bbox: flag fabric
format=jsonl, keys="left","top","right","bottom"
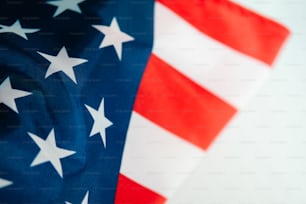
{"left": 0, "top": 0, "right": 289, "bottom": 204}
{"left": 0, "top": 0, "right": 154, "bottom": 203}
{"left": 115, "top": 0, "right": 289, "bottom": 203}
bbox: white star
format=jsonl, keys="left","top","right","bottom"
{"left": 0, "top": 77, "right": 32, "bottom": 113}
{"left": 0, "top": 178, "right": 12, "bottom": 189}
{"left": 27, "top": 129, "right": 76, "bottom": 178}
{"left": 65, "top": 191, "right": 89, "bottom": 204}
{"left": 92, "top": 17, "right": 135, "bottom": 60}
{"left": 80, "top": 191, "right": 89, "bottom": 204}
{"left": 37, "top": 47, "right": 88, "bottom": 84}
{"left": 0, "top": 20, "right": 39, "bottom": 40}
{"left": 85, "top": 98, "right": 113, "bottom": 148}
{"left": 47, "top": 0, "right": 86, "bottom": 17}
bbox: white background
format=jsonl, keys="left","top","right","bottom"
{"left": 168, "top": 1, "right": 306, "bottom": 203}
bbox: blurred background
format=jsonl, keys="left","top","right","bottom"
{"left": 168, "top": 0, "right": 306, "bottom": 203}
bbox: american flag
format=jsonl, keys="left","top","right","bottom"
{"left": 0, "top": 0, "right": 289, "bottom": 203}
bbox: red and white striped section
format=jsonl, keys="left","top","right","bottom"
{"left": 115, "top": 0, "right": 289, "bottom": 203}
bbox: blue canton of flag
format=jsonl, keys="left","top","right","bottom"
{"left": 0, "top": 0, "right": 154, "bottom": 203}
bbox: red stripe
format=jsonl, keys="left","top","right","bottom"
{"left": 115, "top": 174, "right": 166, "bottom": 204}
{"left": 157, "top": 0, "right": 289, "bottom": 65}
{"left": 134, "top": 55, "right": 237, "bottom": 150}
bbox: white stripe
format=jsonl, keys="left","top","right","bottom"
{"left": 154, "top": 2, "right": 271, "bottom": 108}
{"left": 120, "top": 112, "right": 204, "bottom": 197}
